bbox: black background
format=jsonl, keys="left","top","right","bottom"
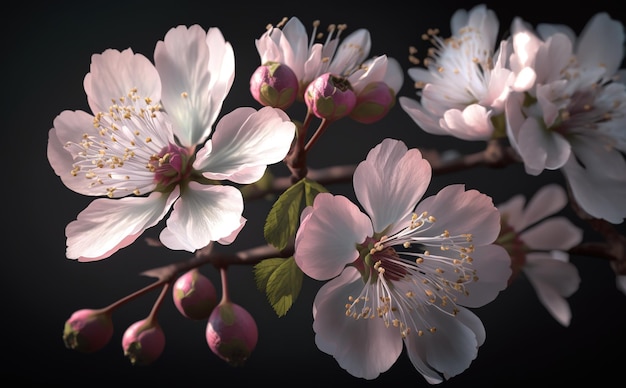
{"left": 4, "top": 1, "right": 625, "bottom": 386}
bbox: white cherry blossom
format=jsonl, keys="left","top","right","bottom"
{"left": 294, "top": 138, "right": 511, "bottom": 382}
{"left": 48, "top": 25, "right": 295, "bottom": 261}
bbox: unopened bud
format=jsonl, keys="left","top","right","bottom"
{"left": 206, "top": 301, "right": 258, "bottom": 366}
{"left": 122, "top": 318, "right": 165, "bottom": 366}
{"left": 305, "top": 73, "right": 356, "bottom": 121}
{"left": 349, "top": 81, "right": 396, "bottom": 124}
{"left": 173, "top": 269, "right": 218, "bottom": 320}
{"left": 63, "top": 308, "right": 114, "bottom": 353}
{"left": 250, "top": 61, "right": 298, "bottom": 109}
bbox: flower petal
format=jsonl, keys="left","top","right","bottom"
{"left": 48, "top": 111, "right": 105, "bottom": 196}
{"left": 65, "top": 190, "right": 177, "bottom": 261}
{"left": 561, "top": 155, "right": 626, "bottom": 223}
{"left": 159, "top": 182, "right": 244, "bottom": 252}
{"left": 354, "top": 138, "right": 431, "bottom": 234}
{"left": 457, "top": 244, "right": 511, "bottom": 307}
{"left": 193, "top": 106, "right": 295, "bottom": 184}
{"left": 521, "top": 217, "right": 583, "bottom": 250}
{"left": 415, "top": 184, "right": 501, "bottom": 246}
{"left": 404, "top": 305, "right": 484, "bottom": 382}
{"left": 517, "top": 184, "right": 567, "bottom": 230}
{"left": 84, "top": 48, "right": 160, "bottom": 115}
{"left": 294, "top": 193, "right": 372, "bottom": 280}
{"left": 312, "top": 267, "right": 402, "bottom": 380}
{"left": 155, "top": 25, "right": 235, "bottom": 147}
{"left": 524, "top": 252, "right": 581, "bottom": 326}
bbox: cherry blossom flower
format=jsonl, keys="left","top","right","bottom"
{"left": 399, "top": 4, "right": 517, "bottom": 141}
{"left": 47, "top": 25, "right": 296, "bottom": 261}
{"left": 294, "top": 138, "right": 511, "bottom": 383}
{"left": 254, "top": 17, "right": 403, "bottom": 105}
{"left": 505, "top": 13, "right": 626, "bottom": 223}
{"left": 496, "top": 184, "right": 582, "bottom": 326}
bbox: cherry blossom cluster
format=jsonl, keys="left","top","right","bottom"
{"left": 49, "top": 4, "right": 625, "bottom": 384}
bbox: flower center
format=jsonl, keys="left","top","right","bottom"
{"left": 149, "top": 144, "right": 193, "bottom": 192}
{"left": 348, "top": 211, "right": 478, "bottom": 338}
{"left": 65, "top": 88, "right": 182, "bottom": 198}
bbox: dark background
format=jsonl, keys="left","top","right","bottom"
{"left": 4, "top": 1, "right": 625, "bottom": 386}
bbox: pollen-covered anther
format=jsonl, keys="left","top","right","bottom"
{"left": 429, "top": 327, "right": 437, "bottom": 333}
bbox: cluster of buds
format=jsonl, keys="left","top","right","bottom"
{"left": 62, "top": 268, "right": 258, "bottom": 367}
{"left": 250, "top": 65, "right": 397, "bottom": 124}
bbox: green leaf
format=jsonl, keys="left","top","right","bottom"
{"left": 254, "top": 258, "right": 284, "bottom": 293}
{"left": 303, "top": 178, "right": 328, "bottom": 206}
{"left": 263, "top": 179, "right": 305, "bottom": 250}
{"left": 254, "top": 257, "right": 303, "bottom": 317}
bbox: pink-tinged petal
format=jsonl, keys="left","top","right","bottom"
{"left": 48, "top": 111, "right": 105, "bottom": 196}
{"left": 517, "top": 116, "right": 571, "bottom": 174}
{"left": 328, "top": 29, "right": 371, "bottom": 75}
{"left": 383, "top": 57, "right": 404, "bottom": 94}
{"left": 294, "top": 194, "right": 372, "bottom": 280}
{"left": 561, "top": 156, "right": 626, "bottom": 224}
{"left": 457, "top": 244, "right": 511, "bottom": 307}
{"left": 504, "top": 92, "right": 526, "bottom": 152}
{"left": 518, "top": 184, "right": 567, "bottom": 230}
{"left": 65, "top": 190, "right": 177, "bottom": 261}
{"left": 399, "top": 96, "right": 451, "bottom": 136}
{"left": 441, "top": 105, "right": 494, "bottom": 141}
{"left": 405, "top": 305, "right": 484, "bottom": 382}
{"left": 512, "top": 66, "right": 537, "bottom": 92}
{"left": 154, "top": 25, "right": 235, "bottom": 147}
{"left": 576, "top": 13, "right": 624, "bottom": 79}
{"left": 406, "top": 67, "right": 440, "bottom": 87}
{"left": 353, "top": 138, "right": 431, "bottom": 234}
{"left": 83, "top": 48, "right": 160, "bottom": 115}
{"left": 415, "top": 185, "right": 501, "bottom": 246}
{"left": 159, "top": 182, "right": 243, "bottom": 252}
{"left": 193, "top": 106, "right": 295, "bottom": 184}
{"left": 520, "top": 217, "right": 583, "bottom": 250}
{"left": 524, "top": 252, "right": 581, "bottom": 326}
{"left": 312, "top": 268, "right": 402, "bottom": 380}
{"left": 217, "top": 217, "right": 247, "bottom": 245}
{"left": 496, "top": 194, "right": 526, "bottom": 231}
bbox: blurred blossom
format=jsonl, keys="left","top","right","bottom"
{"left": 497, "top": 184, "right": 582, "bottom": 326}
{"left": 294, "top": 138, "right": 511, "bottom": 383}
{"left": 399, "top": 4, "right": 516, "bottom": 141}
{"left": 47, "top": 25, "right": 296, "bottom": 261}
{"left": 505, "top": 12, "right": 626, "bottom": 223}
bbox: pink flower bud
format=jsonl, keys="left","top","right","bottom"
{"left": 63, "top": 308, "right": 113, "bottom": 353}
{"left": 305, "top": 73, "right": 356, "bottom": 121}
{"left": 172, "top": 269, "right": 218, "bottom": 320}
{"left": 349, "top": 81, "right": 396, "bottom": 124}
{"left": 206, "top": 301, "right": 258, "bottom": 366}
{"left": 122, "top": 318, "right": 165, "bottom": 366}
{"left": 250, "top": 61, "right": 298, "bottom": 109}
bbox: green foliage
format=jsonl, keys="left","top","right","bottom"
{"left": 263, "top": 178, "right": 328, "bottom": 250}
{"left": 259, "top": 178, "right": 327, "bottom": 316}
{"left": 254, "top": 257, "right": 303, "bottom": 317}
